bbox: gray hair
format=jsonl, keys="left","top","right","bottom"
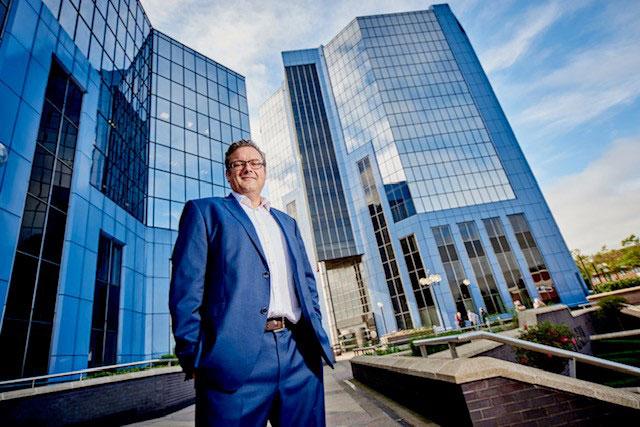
{"left": 224, "top": 139, "right": 267, "bottom": 170}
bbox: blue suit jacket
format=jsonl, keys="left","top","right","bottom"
{"left": 169, "top": 195, "right": 334, "bottom": 391}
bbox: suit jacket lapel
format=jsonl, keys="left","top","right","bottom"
{"left": 223, "top": 194, "right": 268, "bottom": 266}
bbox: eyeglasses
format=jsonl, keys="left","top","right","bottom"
{"left": 228, "top": 159, "right": 265, "bottom": 170}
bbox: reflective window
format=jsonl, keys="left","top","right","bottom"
{"left": 0, "top": 60, "right": 83, "bottom": 380}
{"left": 458, "top": 221, "right": 506, "bottom": 314}
{"left": 285, "top": 63, "right": 357, "bottom": 260}
{"left": 325, "top": 257, "right": 376, "bottom": 348}
{"left": 358, "top": 157, "right": 413, "bottom": 330}
{"left": 323, "top": 11, "right": 515, "bottom": 215}
{"left": 483, "top": 217, "right": 532, "bottom": 307}
{"left": 508, "top": 214, "right": 559, "bottom": 303}
{"left": 82, "top": 14, "right": 248, "bottom": 230}
{"left": 89, "top": 234, "right": 123, "bottom": 368}
{"left": 432, "top": 225, "right": 476, "bottom": 324}
{"left": 400, "top": 234, "right": 439, "bottom": 328}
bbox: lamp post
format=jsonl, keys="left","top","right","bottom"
{"left": 376, "top": 302, "right": 388, "bottom": 336}
{"left": 419, "top": 272, "right": 444, "bottom": 330}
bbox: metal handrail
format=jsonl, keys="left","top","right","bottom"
{"left": 0, "top": 358, "right": 179, "bottom": 390}
{"left": 412, "top": 331, "right": 640, "bottom": 379}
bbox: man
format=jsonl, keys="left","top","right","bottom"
{"left": 169, "top": 139, "right": 334, "bottom": 426}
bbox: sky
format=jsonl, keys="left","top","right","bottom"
{"left": 140, "top": 0, "right": 640, "bottom": 254}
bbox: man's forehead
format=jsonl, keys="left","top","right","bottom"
{"left": 229, "top": 146, "right": 261, "bottom": 159}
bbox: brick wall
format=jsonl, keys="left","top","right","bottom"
{"left": 463, "top": 377, "right": 637, "bottom": 426}
{"left": 351, "top": 361, "right": 639, "bottom": 426}
{"left": 1, "top": 370, "right": 195, "bottom": 426}
{"left": 351, "top": 363, "right": 472, "bottom": 425}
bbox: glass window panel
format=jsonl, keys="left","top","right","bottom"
{"left": 171, "top": 61, "right": 183, "bottom": 85}
{"left": 50, "top": 160, "right": 73, "bottom": 212}
{"left": 32, "top": 260, "right": 60, "bottom": 322}
{"left": 199, "top": 157, "right": 211, "bottom": 182}
{"left": 5, "top": 254, "right": 38, "bottom": 319}
{"left": 155, "top": 120, "right": 170, "bottom": 146}
{"left": 28, "top": 145, "right": 56, "bottom": 201}
{"left": 185, "top": 109, "right": 197, "bottom": 131}
{"left": 155, "top": 144, "right": 170, "bottom": 171}
{"left": 157, "top": 56, "right": 170, "bottom": 79}
{"left": 171, "top": 42, "right": 183, "bottom": 65}
{"left": 184, "top": 69, "right": 196, "bottom": 90}
{"left": 186, "top": 154, "right": 198, "bottom": 178}
{"left": 171, "top": 82, "right": 183, "bottom": 105}
{"left": 185, "top": 130, "right": 197, "bottom": 155}
{"left": 171, "top": 148, "right": 185, "bottom": 175}
{"left": 171, "top": 124, "right": 184, "bottom": 150}
{"left": 157, "top": 36, "right": 171, "bottom": 58}
{"left": 156, "top": 75, "right": 171, "bottom": 99}
{"left": 184, "top": 88, "right": 196, "bottom": 110}
{"left": 171, "top": 174, "right": 185, "bottom": 202}
{"left": 171, "top": 102, "right": 184, "bottom": 127}
{"left": 186, "top": 178, "right": 199, "bottom": 200}
{"left": 157, "top": 97, "right": 170, "bottom": 121}
{"left": 154, "top": 198, "right": 170, "bottom": 228}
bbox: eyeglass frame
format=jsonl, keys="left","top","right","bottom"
{"left": 227, "top": 159, "right": 266, "bottom": 171}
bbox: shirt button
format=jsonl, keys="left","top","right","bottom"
{"left": 260, "top": 307, "right": 268, "bottom": 315}
{"left": 263, "top": 271, "right": 270, "bottom": 278}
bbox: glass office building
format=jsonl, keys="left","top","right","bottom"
{"left": 260, "top": 4, "right": 587, "bottom": 340}
{"left": 0, "top": 0, "right": 249, "bottom": 379}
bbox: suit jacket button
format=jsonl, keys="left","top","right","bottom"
{"left": 260, "top": 307, "right": 268, "bottom": 315}
{"left": 263, "top": 271, "right": 270, "bottom": 278}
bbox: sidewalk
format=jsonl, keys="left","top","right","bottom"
{"left": 126, "top": 361, "right": 437, "bottom": 426}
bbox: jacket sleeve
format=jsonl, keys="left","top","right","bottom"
{"left": 169, "top": 200, "right": 207, "bottom": 378}
{"left": 293, "top": 220, "right": 322, "bottom": 318}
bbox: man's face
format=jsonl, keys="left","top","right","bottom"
{"left": 225, "top": 146, "right": 266, "bottom": 197}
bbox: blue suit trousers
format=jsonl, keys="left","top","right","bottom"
{"left": 195, "top": 327, "right": 325, "bottom": 426}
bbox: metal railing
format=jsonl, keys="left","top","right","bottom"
{"left": 351, "top": 317, "right": 516, "bottom": 355}
{"left": 0, "top": 358, "right": 179, "bottom": 391}
{"left": 412, "top": 331, "right": 640, "bottom": 379}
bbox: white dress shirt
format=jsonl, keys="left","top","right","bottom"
{"left": 232, "top": 192, "right": 301, "bottom": 323}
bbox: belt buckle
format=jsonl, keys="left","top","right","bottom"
{"left": 272, "top": 316, "right": 286, "bottom": 332}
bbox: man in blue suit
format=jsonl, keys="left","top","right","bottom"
{"left": 169, "top": 140, "right": 334, "bottom": 426}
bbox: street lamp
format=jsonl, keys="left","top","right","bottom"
{"left": 376, "top": 302, "right": 388, "bottom": 336}
{"left": 419, "top": 272, "right": 445, "bottom": 330}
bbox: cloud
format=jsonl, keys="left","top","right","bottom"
{"left": 513, "top": 40, "right": 640, "bottom": 135}
{"left": 140, "top": 0, "right": 474, "bottom": 140}
{"left": 544, "top": 138, "right": 640, "bottom": 253}
{"left": 481, "top": 2, "right": 563, "bottom": 73}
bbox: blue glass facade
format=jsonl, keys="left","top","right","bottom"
{"left": 261, "top": 4, "right": 587, "bottom": 337}
{"left": 285, "top": 61, "right": 357, "bottom": 261}
{"left": 0, "top": 0, "right": 248, "bottom": 379}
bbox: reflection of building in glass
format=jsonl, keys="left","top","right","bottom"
{"left": 260, "top": 5, "right": 587, "bottom": 338}
{"left": 0, "top": 0, "right": 249, "bottom": 379}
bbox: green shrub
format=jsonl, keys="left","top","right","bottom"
{"left": 160, "top": 353, "right": 177, "bottom": 360}
{"left": 374, "top": 346, "right": 403, "bottom": 356}
{"left": 516, "top": 321, "right": 577, "bottom": 373}
{"left": 595, "top": 295, "right": 627, "bottom": 332}
{"left": 594, "top": 277, "right": 640, "bottom": 293}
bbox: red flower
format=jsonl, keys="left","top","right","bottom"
{"left": 561, "top": 336, "right": 569, "bottom": 343}
{"left": 571, "top": 338, "right": 577, "bottom": 345}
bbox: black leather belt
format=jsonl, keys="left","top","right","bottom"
{"left": 265, "top": 316, "right": 295, "bottom": 332}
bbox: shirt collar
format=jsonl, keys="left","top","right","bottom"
{"left": 231, "top": 191, "right": 271, "bottom": 211}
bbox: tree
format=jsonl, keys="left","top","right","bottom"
{"left": 573, "top": 232, "right": 640, "bottom": 284}
{"left": 571, "top": 249, "right": 593, "bottom": 285}
{"left": 621, "top": 234, "right": 639, "bottom": 247}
